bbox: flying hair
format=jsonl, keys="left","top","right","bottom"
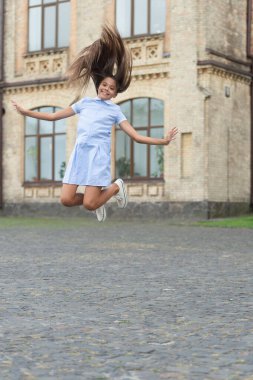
{"left": 66, "top": 25, "right": 132, "bottom": 94}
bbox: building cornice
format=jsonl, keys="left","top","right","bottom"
{"left": 206, "top": 48, "right": 251, "bottom": 67}
{"left": 198, "top": 60, "right": 252, "bottom": 84}
{"left": 1, "top": 77, "right": 67, "bottom": 94}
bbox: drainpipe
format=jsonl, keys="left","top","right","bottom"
{"left": 0, "top": 0, "right": 4, "bottom": 210}
{"left": 247, "top": 0, "right": 253, "bottom": 210}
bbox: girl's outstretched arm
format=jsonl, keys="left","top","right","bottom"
{"left": 119, "top": 120, "right": 178, "bottom": 145}
{"left": 11, "top": 100, "right": 75, "bottom": 121}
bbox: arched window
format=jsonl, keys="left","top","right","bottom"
{"left": 116, "top": 0, "right": 166, "bottom": 38}
{"left": 28, "top": 0, "right": 70, "bottom": 52}
{"left": 115, "top": 98, "right": 164, "bottom": 179}
{"left": 24, "top": 106, "right": 66, "bottom": 183}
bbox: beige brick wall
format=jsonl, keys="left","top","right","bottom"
{"left": 3, "top": 84, "right": 78, "bottom": 203}
{"left": 167, "top": 0, "right": 206, "bottom": 201}
{"left": 2, "top": 0, "right": 252, "bottom": 208}
{"left": 204, "top": 0, "right": 248, "bottom": 60}
{"left": 205, "top": 71, "right": 251, "bottom": 202}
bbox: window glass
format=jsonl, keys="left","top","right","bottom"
{"left": 119, "top": 100, "right": 131, "bottom": 123}
{"left": 39, "top": 120, "right": 53, "bottom": 134}
{"left": 116, "top": 98, "right": 164, "bottom": 179}
{"left": 134, "top": 0, "right": 147, "bottom": 35}
{"left": 151, "top": 0, "right": 166, "bottom": 34}
{"left": 134, "top": 130, "right": 147, "bottom": 176}
{"left": 29, "top": 7, "right": 42, "bottom": 51}
{"left": 151, "top": 99, "right": 164, "bottom": 126}
{"left": 39, "top": 107, "right": 53, "bottom": 134}
{"left": 25, "top": 137, "right": 38, "bottom": 181}
{"left": 150, "top": 127, "right": 164, "bottom": 177}
{"left": 25, "top": 117, "right": 38, "bottom": 135}
{"left": 25, "top": 106, "right": 66, "bottom": 182}
{"left": 55, "top": 135, "right": 66, "bottom": 180}
{"left": 44, "top": 5, "right": 56, "bottom": 48}
{"left": 58, "top": 2, "right": 70, "bottom": 47}
{"left": 55, "top": 118, "right": 67, "bottom": 133}
{"left": 133, "top": 98, "right": 148, "bottom": 127}
{"left": 29, "top": 0, "right": 41, "bottom": 5}
{"left": 40, "top": 136, "right": 52, "bottom": 180}
{"left": 116, "top": 0, "right": 131, "bottom": 38}
{"left": 29, "top": 0, "right": 70, "bottom": 51}
{"left": 115, "top": 131, "right": 131, "bottom": 178}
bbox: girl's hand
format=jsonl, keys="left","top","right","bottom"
{"left": 11, "top": 100, "right": 27, "bottom": 116}
{"left": 164, "top": 127, "right": 178, "bottom": 145}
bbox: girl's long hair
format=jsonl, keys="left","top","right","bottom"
{"left": 66, "top": 25, "right": 132, "bottom": 93}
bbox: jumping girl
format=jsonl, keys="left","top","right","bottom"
{"left": 12, "top": 26, "right": 178, "bottom": 222}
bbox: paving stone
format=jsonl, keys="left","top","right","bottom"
{"left": 0, "top": 220, "right": 252, "bottom": 379}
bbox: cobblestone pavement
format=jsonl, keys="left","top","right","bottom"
{"left": 0, "top": 218, "right": 253, "bottom": 380}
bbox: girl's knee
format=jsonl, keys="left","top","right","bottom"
{"left": 60, "top": 195, "right": 73, "bottom": 207}
{"left": 83, "top": 198, "right": 97, "bottom": 211}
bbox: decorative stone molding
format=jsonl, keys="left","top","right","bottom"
{"left": 125, "top": 35, "right": 166, "bottom": 65}
{"left": 24, "top": 186, "right": 62, "bottom": 199}
{"left": 126, "top": 182, "right": 165, "bottom": 199}
{"left": 125, "top": 35, "right": 170, "bottom": 80}
{"left": 23, "top": 182, "right": 165, "bottom": 201}
{"left": 4, "top": 81, "right": 67, "bottom": 95}
{"left": 23, "top": 49, "right": 68, "bottom": 78}
{"left": 198, "top": 66, "right": 251, "bottom": 85}
{"left": 131, "top": 70, "right": 170, "bottom": 81}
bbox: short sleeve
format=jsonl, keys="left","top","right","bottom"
{"left": 115, "top": 105, "right": 127, "bottom": 124}
{"left": 71, "top": 98, "right": 87, "bottom": 114}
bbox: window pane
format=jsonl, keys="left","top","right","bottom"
{"left": 58, "top": 2, "right": 70, "bottom": 47}
{"left": 115, "top": 130, "right": 131, "bottom": 178}
{"left": 55, "top": 119, "right": 67, "bottom": 133}
{"left": 29, "top": 7, "right": 42, "bottom": 51}
{"left": 55, "top": 135, "right": 66, "bottom": 180}
{"left": 151, "top": 0, "right": 166, "bottom": 34}
{"left": 39, "top": 119, "right": 53, "bottom": 134}
{"left": 40, "top": 137, "right": 52, "bottom": 180}
{"left": 39, "top": 107, "right": 53, "bottom": 134}
{"left": 116, "top": 0, "right": 131, "bottom": 38}
{"left": 151, "top": 99, "right": 164, "bottom": 126}
{"left": 44, "top": 6, "right": 56, "bottom": 48}
{"left": 29, "top": 0, "right": 41, "bottom": 5}
{"left": 25, "top": 137, "right": 38, "bottom": 181}
{"left": 133, "top": 98, "right": 148, "bottom": 127}
{"left": 117, "top": 101, "right": 131, "bottom": 128}
{"left": 55, "top": 107, "right": 67, "bottom": 133}
{"left": 25, "top": 117, "right": 38, "bottom": 135}
{"left": 134, "top": 0, "right": 147, "bottom": 35}
{"left": 43, "top": 0, "right": 55, "bottom": 3}
{"left": 150, "top": 127, "right": 164, "bottom": 177}
{"left": 134, "top": 130, "right": 147, "bottom": 176}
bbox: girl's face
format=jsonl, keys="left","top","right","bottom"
{"left": 97, "top": 77, "right": 117, "bottom": 100}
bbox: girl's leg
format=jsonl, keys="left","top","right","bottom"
{"left": 83, "top": 183, "right": 119, "bottom": 211}
{"left": 60, "top": 184, "right": 84, "bottom": 207}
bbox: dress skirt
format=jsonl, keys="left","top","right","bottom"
{"left": 63, "top": 140, "right": 111, "bottom": 187}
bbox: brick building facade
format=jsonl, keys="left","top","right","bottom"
{"left": 0, "top": 0, "right": 252, "bottom": 218}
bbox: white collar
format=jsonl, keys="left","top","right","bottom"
{"left": 94, "top": 96, "right": 113, "bottom": 105}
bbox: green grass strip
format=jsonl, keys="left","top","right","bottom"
{"left": 197, "top": 215, "right": 253, "bottom": 229}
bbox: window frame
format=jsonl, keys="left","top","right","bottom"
{"left": 115, "top": 98, "right": 164, "bottom": 181}
{"left": 24, "top": 106, "right": 67, "bottom": 185}
{"left": 115, "top": 0, "right": 166, "bottom": 38}
{"left": 28, "top": 0, "right": 70, "bottom": 53}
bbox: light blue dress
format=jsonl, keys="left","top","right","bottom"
{"left": 63, "top": 97, "right": 126, "bottom": 186}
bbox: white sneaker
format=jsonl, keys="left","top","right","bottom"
{"left": 114, "top": 179, "right": 128, "bottom": 208}
{"left": 95, "top": 205, "right": 107, "bottom": 222}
